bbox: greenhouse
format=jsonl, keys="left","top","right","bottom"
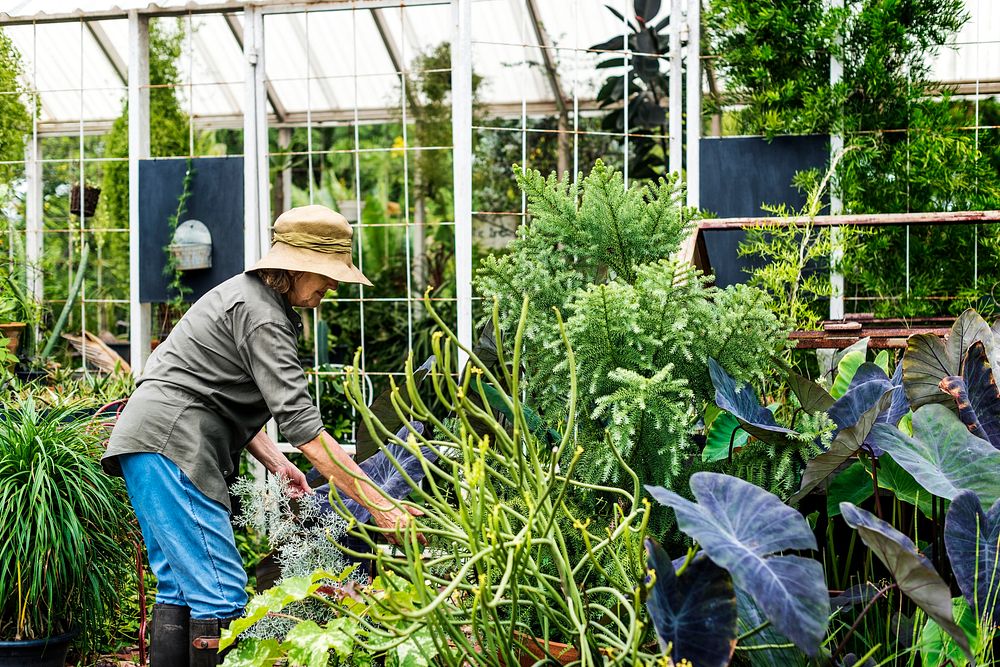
{"left": 1, "top": 0, "right": 1000, "bottom": 665}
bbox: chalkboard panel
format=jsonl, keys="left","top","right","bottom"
{"left": 138, "top": 156, "right": 244, "bottom": 303}
{"left": 699, "top": 135, "right": 829, "bottom": 287}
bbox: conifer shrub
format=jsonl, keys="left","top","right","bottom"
{"left": 476, "top": 162, "right": 792, "bottom": 506}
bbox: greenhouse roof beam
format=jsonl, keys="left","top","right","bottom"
{"left": 523, "top": 0, "right": 566, "bottom": 118}
{"left": 224, "top": 13, "right": 287, "bottom": 122}
{"left": 85, "top": 20, "right": 127, "bottom": 84}
{"left": 370, "top": 7, "right": 419, "bottom": 111}
{"left": 34, "top": 99, "right": 606, "bottom": 136}
{"left": 287, "top": 12, "right": 340, "bottom": 109}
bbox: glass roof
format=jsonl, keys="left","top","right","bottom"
{"left": 1, "top": 0, "right": 997, "bottom": 129}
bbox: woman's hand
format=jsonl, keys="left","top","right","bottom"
{"left": 274, "top": 461, "right": 312, "bottom": 498}
{"left": 370, "top": 503, "right": 426, "bottom": 546}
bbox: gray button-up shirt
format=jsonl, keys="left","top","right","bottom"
{"left": 102, "top": 272, "right": 325, "bottom": 510}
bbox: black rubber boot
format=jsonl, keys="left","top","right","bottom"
{"left": 150, "top": 603, "right": 190, "bottom": 667}
{"left": 189, "top": 615, "right": 240, "bottom": 667}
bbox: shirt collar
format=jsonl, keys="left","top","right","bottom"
{"left": 281, "top": 295, "right": 304, "bottom": 333}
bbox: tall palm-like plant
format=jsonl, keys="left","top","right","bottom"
{"left": 0, "top": 400, "right": 138, "bottom": 649}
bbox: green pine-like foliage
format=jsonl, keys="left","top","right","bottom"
{"left": 476, "top": 161, "right": 792, "bottom": 493}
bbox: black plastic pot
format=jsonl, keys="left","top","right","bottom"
{"left": 0, "top": 629, "right": 78, "bottom": 666}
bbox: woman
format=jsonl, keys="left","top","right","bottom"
{"left": 103, "top": 205, "right": 418, "bottom": 666}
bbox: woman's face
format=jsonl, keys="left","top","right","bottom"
{"left": 288, "top": 271, "right": 339, "bottom": 308}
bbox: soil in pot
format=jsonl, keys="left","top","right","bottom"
{"left": 0, "top": 629, "right": 79, "bottom": 667}
{"left": 507, "top": 632, "right": 580, "bottom": 666}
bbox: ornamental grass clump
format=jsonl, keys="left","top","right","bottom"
{"left": 330, "top": 297, "right": 657, "bottom": 666}
{"left": 0, "top": 399, "right": 138, "bottom": 650}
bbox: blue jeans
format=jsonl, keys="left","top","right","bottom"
{"left": 119, "top": 453, "right": 248, "bottom": 619}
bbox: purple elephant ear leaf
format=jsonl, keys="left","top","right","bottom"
{"left": 643, "top": 539, "right": 737, "bottom": 667}
{"left": 884, "top": 362, "right": 910, "bottom": 427}
{"left": 646, "top": 473, "right": 828, "bottom": 656}
{"left": 791, "top": 389, "right": 894, "bottom": 504}
{"left": 709, "top": 358, "right": 797, "bottom": 446}
{"left": 862, "top": 363, "right": 908, "bottom": 457}
{"left": 840, "top": 502, "right": 973, "bottom": 663}
{"left": 939, "top": 341, "right": 1000, "bottom": 448}
{"left": 945, "top": 490, "right": 1000, "bottom": 623}
{"left": 319, "top": 421, "right": 435, "bottom": 523}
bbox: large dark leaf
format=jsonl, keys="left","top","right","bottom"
{"left": 644, "top": 539, "right": 737, "bottom": 667}
{"left": 940, "top": 341, "right": 1000, "bottom": 448}
{"left": 787, "top": 372, "right": 835, "bottom": 413}
{"left": 946, "top": 309, "right": 993, "bottom": 377}
{"left": 634, "top": 0, "right": 662, "bottom": 22}
{"left": 709, "top": 358, "right": 798, "bottom": 446}
{"left": 840, "top": 503, "right": 973, "bottom": 662}
{"left": 945, "top": 490, "right": 1000, "bottom": 622}
{"left": 903, "top": 333, "right": 953, "bottom": 410}
{"left": 647, "top": 473, "right": 828, "bottom": 655}
{"left": 790, "top": 389, "right": 894, "bottom": 504}
{"left": 828, "top": 372, "right": 892, "bottom": 434}
{"left": 320, "top": 422, "right": 434, "bottom": 523}
{"left": 355, "top": 356, "right": 434, "bottom": 462}
{"left": 869, "top": 404, "right": 1000, "bottom": 505}
{"left": 590, "top": 35, "right": 626, "bottom": 53}
{"left": 863, "top": 363, "right": 910, "bottom": 456}
{"left": 734, "top": 588, "right": 807, "bottom": 667}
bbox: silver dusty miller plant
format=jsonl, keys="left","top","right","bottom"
{"left": 231, "top": 474, "right": 367, "bottom": 640}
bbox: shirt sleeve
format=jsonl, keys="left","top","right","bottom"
{"left": 237, "top": 321, "right": 325, "bottom": 446}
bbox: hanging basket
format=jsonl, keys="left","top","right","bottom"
{"left": 70, "top": 184, "right": 101, "bottom": 218}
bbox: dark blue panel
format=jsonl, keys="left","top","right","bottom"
{"left": 138, "top": 157, "right": 244, "bottom": 302}
{"left": 699, "top": 135, "right": 829, "bottom": 287}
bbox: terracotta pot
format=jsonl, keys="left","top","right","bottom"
{"left": 0, "top": 322, "right": 25, "bottom": 354}
{"left": 509, "top": 632, "right": 580, "bottom": 666}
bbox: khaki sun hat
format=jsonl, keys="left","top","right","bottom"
{"left": 251, "top": 204, "right": 373, "bottom": 287}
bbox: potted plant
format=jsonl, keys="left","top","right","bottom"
{"left": 69, "top": 181, "right": 101, "bottom": 218}
{"left": 0, "top": 399, "right": 138, "bottom": 665}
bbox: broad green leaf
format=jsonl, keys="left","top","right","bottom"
{"left": 395, "top": 627, "right": 437, "bottom": 667}
{"left": 647, "top": 473, "right": 828, "bottom": 655}
{"left": 220, "top": 639, "right": 282, "bottom": 667}
{"left": 831, "top": 350, "right": 866, "bottom": 399}
{"left": 874, "top": 350, "right": 891, "bottom": 376}
{"left": 870, "top": 404, "right": 1000, "bottom": 506}
{"left": 787, "top": 372, "right": 835, "bottom": 413}
{"left": 903, "top": 333, "right": 953, "bottom": 410}
{"left": 222, "top": 574, "right": 326, "bottom": 647}
{"left": 826, "top": 462, "right": 873, "bottom": 518}
{"left": 644, "top": 540, "right": 737, "bottom": 667}
{"left": 702, "top": 410, "right": 750, "bottom": 462}
{"left": 863, "top": 455, "right": 933, "bottom": 518}
{"left": 283, "top": 619, "right": 355, "bottom": 667}
{"left": 918, "top": 597, "right": 979, "bottom": 667}
{"left": 945, "top": 491, "right": 1000, "bottom": 623}
{"left": 841, "top": 502, "right": 973, "bottom": 663}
